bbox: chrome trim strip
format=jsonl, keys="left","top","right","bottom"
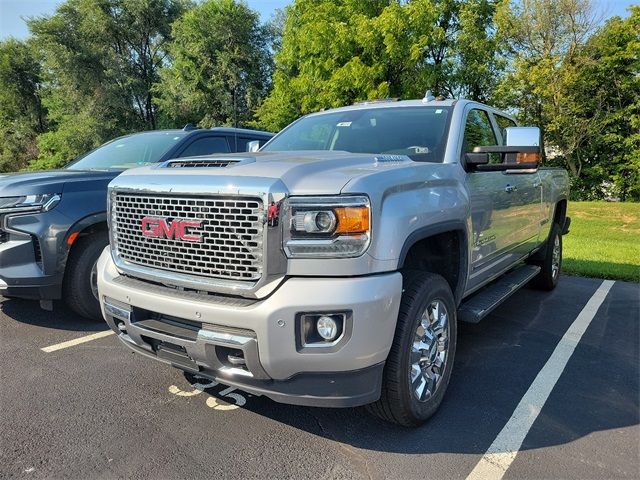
{"left": 197, "top": 329, "right": 254, "bottom": 346}
{"left": 112, "top": 257, "right": 259, "bottom": 293}
{"left": 218, "top": 366, "right": 254, "bottom": 377}
{"left": 103, "top": 301, "right": 131, "bottom": 321}
{"left": 0, "top": 206, "right": 41, "bottom": 214}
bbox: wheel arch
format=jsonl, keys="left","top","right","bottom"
{"left": 397, "top": 221, "right": 468, "bottom": 305}
{"left": 553, "top": 198, "right": 568, "bottom": 227}
{"left": 59, "top": 212, "right": 108, "bottom": 273}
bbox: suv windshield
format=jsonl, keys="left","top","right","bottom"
{"left": 262, "top": 106, "right": 452, "bottom": 162}
{"left": 66, "top": 131, "right": 186, "bottom": 170}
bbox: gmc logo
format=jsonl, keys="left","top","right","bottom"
{"left": 141, "top": 217, "right": 202, "bottom": 242}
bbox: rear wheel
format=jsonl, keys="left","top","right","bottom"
{"left": 63, "top": 232, "right": 108, "bottom": 320}
{"left": 367, "top": 272, "right": 457, "bottom": 427}
{"left": 530, "top": 223, "right": 562, "bottom": 291}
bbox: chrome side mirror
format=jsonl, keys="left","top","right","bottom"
{"left": 247, "top": 140, "right": 261, "bottom": 153}
{"left": 505, "top": 127, "right": 540, "bottom": 148}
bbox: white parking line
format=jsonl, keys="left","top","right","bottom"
{"left": 41, "top": 330, "right": 115, "bottom": 353}
{"left": 466, "top": 279, "right": 615, "bottom": 480}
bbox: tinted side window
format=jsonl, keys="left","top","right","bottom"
{"left": 463, "top": 109, "right": 497, "bottom": 152}
{"left": 463, "top": 109, "right": 500, "bottom": 164}
{"left": 178, "top": 136, "right": 230, "bottom": 157}
{"left": 495, "top": 115, "right": 517, "bottom": 145}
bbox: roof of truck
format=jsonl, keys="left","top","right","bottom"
{"left": 309, "top": 97, "right": 503, "bottom": 114}
{"left": 304, "top": 97, "right": 514, "bottom": 122}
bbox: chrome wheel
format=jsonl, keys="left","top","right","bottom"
{"left": 90, "top": 260, "right": 99, "bottom": 301}
{"left": 409, "top": 299, "right": 450, "bottom": 402}
{"left": 551, "top": 234, "right": 561, "bottom": 279}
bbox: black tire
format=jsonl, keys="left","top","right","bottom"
{"left": 63, "top": 232, "right": 108, "bottom": 320}
{"left": 530, "top": 223, "right": 562, "bottom": 291}
{"left": 367, "top": 271, "right": 457, "bottom": 427}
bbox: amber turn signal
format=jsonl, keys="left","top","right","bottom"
{"left": 334, "top": 206, "right": 370, "bottom": 234}
{"left": 516, "top": 152, "right": 540, "bottom": 164}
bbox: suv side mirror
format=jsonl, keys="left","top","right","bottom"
{"left": 247, "top": 140, "right": 261, "bottom": 153}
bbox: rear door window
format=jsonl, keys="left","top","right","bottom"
{"left": 178, "top": 136, "right": 230, "bottom": 157}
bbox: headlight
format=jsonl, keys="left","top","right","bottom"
{"left": 284, "top": 195, "right": 370, "bottom": 258}
{"left": 0, "top": 194, "right": 61, "bottom": 214}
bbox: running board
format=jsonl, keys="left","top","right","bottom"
{"left": 458, "top": 265, "right": 541, "bottom": 323}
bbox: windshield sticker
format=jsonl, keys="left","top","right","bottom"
{"left": 435, "top": 109, "right": 443, "bottom": 114}
{"left": 337, "top": 121, "right": 352, "bottom": 127}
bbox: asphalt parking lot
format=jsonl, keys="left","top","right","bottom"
{"left": 1, "top": 275, "right": 638, "bottom": 479}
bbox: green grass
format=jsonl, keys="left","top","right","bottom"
{"left": 563, "top": 201, "right": 640, "bottom": 282}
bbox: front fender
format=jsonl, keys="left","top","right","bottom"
{"left": 58, "top": 212, "right": 108, "bottom": 273}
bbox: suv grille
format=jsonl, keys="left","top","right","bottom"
{"left": 112, "top": 193, "right": 264, "bottom": 281}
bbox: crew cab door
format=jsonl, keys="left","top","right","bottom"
{"left": 463, "top": 108, "right": 515, "bottom": 278}
{"left": 492, "top": 114, "right": 544, "bottom": 255}
{"left": 462, "top": 109, "right": 543, "bottom": 291}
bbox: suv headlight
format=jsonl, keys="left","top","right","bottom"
{"left": 284, "top": 195, "right": 371, "bottom": 258}
{"left": 0, "top": 194, "right": 61, "bottom": 214}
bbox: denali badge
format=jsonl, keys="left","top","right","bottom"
{"left": 141, "top": 217, "right": 202, "bottom": 242}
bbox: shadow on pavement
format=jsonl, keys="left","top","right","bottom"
{"left": 0, "top": 297, "right": 105, "bottom": 332}
{"left": 181, "top": 277, "right": 638, "bottom": 455}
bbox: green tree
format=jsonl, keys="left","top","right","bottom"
{"left": 255, "top": 0, "right": 502, "bottom": 132}
{"left": 27, "top": 0, "right": 189, "bottom": 170}
{"left": 493, "top": 0, "right": 598, "bottom": 160}
{"left": 0, "top": 39, "right": 46, "bottom": 172}
{"left": 550, "top": 7, "right": 640, "bottom": 200}
{"left": 153, "top": 0, "right": 272, "bottom": 128}
{"left": 497, "top": 1, "right": 639, "bottom": 201}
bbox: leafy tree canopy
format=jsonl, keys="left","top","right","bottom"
{"left": 153, "top": 0, "right": 273, "bottom": 128}
{"left": 0, "top": 39, "right": 45, "bottom": 171}
{"left": 27, "top": 0, "right": 190, "bottom": 170}
{"left": 255, "top": 0, "right": 503, "bottom": 132}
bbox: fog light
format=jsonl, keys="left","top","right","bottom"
{"left": 298, "top": 312, "right": 348, "bottom": 349}
{"left": 317, "top": 315, "right": 338, "bottom": 341}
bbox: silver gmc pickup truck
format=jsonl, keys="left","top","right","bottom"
{"left": 97, "top": 96, "right": 570, "bottom": 426}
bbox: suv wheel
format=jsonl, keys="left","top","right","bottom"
{"left": 63, "top": 231, "right": 108, "bottom": 320}
{"left": 530, "top": 223, "right": 562, "bottom": 291}
{"left": 367, "top": 271, "right": 457, "bottom": 426}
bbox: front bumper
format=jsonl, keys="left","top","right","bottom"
{"left": 0, "top": 237, "right": 62, "bottom": 300}
{"left": 97, "top": 249, "right": 403, "bottom": 407}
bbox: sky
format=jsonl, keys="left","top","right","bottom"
{"left": 0, "top": 0, "right": 636, "bottom": 40}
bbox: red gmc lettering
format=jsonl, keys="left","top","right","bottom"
{"left": 141, "top": 217, "right": 202, "bottom": 242}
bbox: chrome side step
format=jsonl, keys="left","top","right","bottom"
{"left": 458, "top": 265, "right": 541, "bottom": 323}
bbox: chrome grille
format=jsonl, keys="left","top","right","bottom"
{"left": 112, "top": 193, "right": 264, "bottom": 281}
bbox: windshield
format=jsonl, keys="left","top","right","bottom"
{"left": 262, "top": 106, "right": 452, "bottom": 162}
{"left": 66, "top": 131, "right": 186, "bottom": 170}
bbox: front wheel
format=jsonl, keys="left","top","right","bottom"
{"left": 367, "top": 272, "right": 457, "bottom": 427}
{"left": 63, "top": 232, "right": 109, "bottom": 320}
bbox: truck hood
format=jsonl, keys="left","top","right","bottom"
{"left": 112, "top": 151, "right": 416, "bottom": 195}
{"left": 0, "top": 169, "right": 119, "bottom": 197}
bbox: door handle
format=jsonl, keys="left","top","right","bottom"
{"left": 505, "top": 184, "right": 517, "bottom": 193}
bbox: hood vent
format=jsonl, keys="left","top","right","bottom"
{"left": 166, "top": 159, "right": 241, "bottom": 168}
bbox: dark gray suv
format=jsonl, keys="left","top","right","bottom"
{"left": 0, "top": 126, "right": 273, "bottom": 319}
